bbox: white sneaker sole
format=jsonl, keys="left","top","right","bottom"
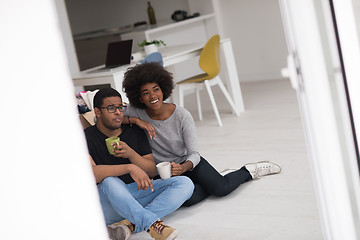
{"left": 165, "top": 229, "right": 179, "bottom": 240}
{"left": 107, "top": 223, "right": 131, "bottom": 240}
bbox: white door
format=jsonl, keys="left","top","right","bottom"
{"left": 279, "top": 0, "right": 360, "bottom": 239}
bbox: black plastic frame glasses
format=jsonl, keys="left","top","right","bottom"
{"left": 100, "top": 105, "right": 127, "bottom": 113}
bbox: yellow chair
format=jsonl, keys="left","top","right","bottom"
{"left": 176, "top": 34, "right": 239, "bottom": 127}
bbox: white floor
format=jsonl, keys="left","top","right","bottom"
{"left": 130, "top": 79, "right": 323, "bottom": 240}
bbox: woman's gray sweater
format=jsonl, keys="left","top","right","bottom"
{"left": 125, "top": 104, "right": 201, "bottom": 168}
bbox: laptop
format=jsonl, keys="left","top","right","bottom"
{"left": 89, "top": 39, "right": 133, "bottom": 72}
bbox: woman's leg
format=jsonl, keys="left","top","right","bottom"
{"left": 181, "top": 183, "right": 210, "bottom": 207}
{"left": 184, "top": 157, "right": 252, "bottom": 202}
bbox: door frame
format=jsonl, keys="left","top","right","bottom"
{"left": 279, "top": 0, "right": 360, "bottom": 239}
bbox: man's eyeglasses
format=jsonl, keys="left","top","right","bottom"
{"left": 100, "top": 105, "right": 127, "bottom": 113}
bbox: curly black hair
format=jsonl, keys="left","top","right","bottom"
{"left": 122, "top": 62, "right": 174, "bottom": 109}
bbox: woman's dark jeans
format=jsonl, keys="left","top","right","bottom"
{"left": 181, "top": 156, "right": 252, "bottom": 207}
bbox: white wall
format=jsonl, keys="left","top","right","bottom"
{"left": 218, "top": 0, "right": 288, "bottom": 82}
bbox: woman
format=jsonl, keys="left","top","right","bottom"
{"left": 122, "top": 62, "right": 281, "bottom": 206}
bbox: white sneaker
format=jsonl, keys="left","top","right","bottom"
{"left": 245, "top": 161, "right": 281, "bottom": 179}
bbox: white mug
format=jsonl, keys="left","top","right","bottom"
{"left": 156, "top": 162, "right": 171, "bottom": 180}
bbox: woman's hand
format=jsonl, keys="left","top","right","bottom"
{"left": 135, "top": 119, "right": 156, "bottom": 139}
{"left": 171, "top": 161, "right": 193, "bottom": 176}
{"left": 171, "top": 162, "right": 185, "bottom": 176}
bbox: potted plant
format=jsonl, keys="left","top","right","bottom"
{"left": 138, "top": 40, "right": 166, "bottom": 55}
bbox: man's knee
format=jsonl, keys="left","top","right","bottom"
{"left": 173, "top": 176, "right": 194, "bottom": 197}
{"left": 99, "top": 177, "right": 126, "bottom": 191}
{"left": 102, "top": 176, "right": 120, "bottom": 184}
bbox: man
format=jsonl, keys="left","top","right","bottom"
{"left": 85, "top": 88, "right": 194, "bottom": 240}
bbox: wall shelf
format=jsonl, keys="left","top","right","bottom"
{"left": 144, "top": 13, "right": 216, "bottom": 39}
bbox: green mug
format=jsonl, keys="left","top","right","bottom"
{"left": 105, "top": 137, "right": 120, "bottom": 155}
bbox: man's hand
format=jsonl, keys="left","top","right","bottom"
{"left": 112, "top": 141, "right": 135, "bottom": 159}
{"left": 135, "top": 119, "right": 156, "bottom": 139}
{"left": 128, "top": 164, "right": 154, "bottom": 191}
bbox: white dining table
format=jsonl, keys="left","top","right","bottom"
{"left": 72, "top": 38, "right": 245, "bottom": 114}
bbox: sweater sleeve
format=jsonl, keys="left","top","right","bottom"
{"left": 124, "top": 104, "right": 140, "bottom": 118}
{"left": 180, "top": 108, "right": 201, "bottom": 169}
